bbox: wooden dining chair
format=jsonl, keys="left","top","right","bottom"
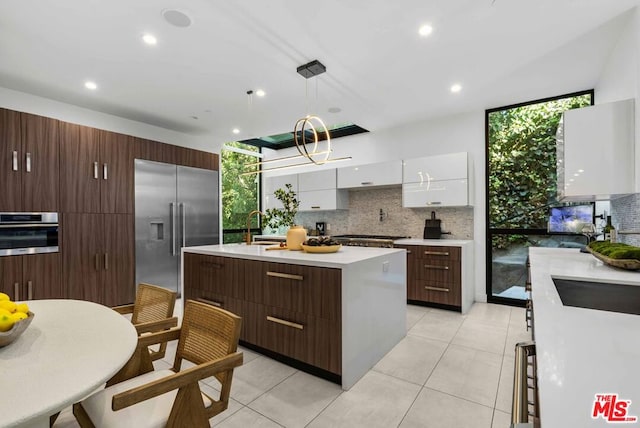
{"left": 112, "top": 283, "right": 178, "bottom": 362}
{"left": 73, "top": 299, "right": 243, "bottom": 428}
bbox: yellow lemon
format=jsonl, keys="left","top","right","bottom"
{"left": 15, "top": 303, "right": 29, "bottom": 314}
{"left": 0, "top": 307, "right": 11, "bottom": 317}
{"left": 0, "top": 292, "right": 9, "bottom": 301}
{"left": 0, "top": 313, "right": 15, "bottom": 332}
{"left": 11, "top": 312, "right": 27, "bottom": 321}
{"left": 0, "top": 300, "right": 17, "bottom": 313}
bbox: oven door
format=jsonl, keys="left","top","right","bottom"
{"left": 0, "top": 220, "right": 59, "bottom": 256}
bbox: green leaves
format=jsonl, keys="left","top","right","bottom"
{"left": 263, "top": 183, "right": 299, "bottom": 229}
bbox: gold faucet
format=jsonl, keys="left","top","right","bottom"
{"left": 245, "top": 210, "right": 264, "bottom": 245}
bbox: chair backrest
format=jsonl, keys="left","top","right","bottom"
{"left": 131, "top": 283, "right": 177, "bottom": 325}
{"left": 173, "top": 300, "right": 242, "bottom": 375}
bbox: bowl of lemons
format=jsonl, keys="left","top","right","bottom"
{"left": 0, "top": 293, "right": 33, "bottom": 347}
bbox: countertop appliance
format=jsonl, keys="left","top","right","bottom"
{"left": 135, "top": 160, "right": 219, "bottom": 296}
{"left": 424, "top": 211, "right": 442, "bottom": 239}
{"left": 332, "top": 234, "right": 410, "bottom": 248}
{"left": 0, "top": 212, "right": 58, "bottom": 256}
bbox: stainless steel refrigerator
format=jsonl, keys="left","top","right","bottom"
{"left": 134, "top": 159, "right": 219, "bottom": 295}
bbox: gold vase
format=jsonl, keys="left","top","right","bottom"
{"left": 286, "top": 225, "right": 307, "bottom": 251}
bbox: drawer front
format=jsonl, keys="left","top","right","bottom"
{"left": 413, "top": 280, "right": 461, "bottom": 306}
{"left": 413, "top": 259, "right": 460, "bottom": 284}
{"left": 415, "top": 246, "right": 461, "bottom": 261}
{"left": 184, "top": 253, "right": 244, "bottom": 299}
{"left": 261, "top": 262, "right": 341, "bottom": 320}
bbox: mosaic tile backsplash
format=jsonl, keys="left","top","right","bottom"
{"left": 294, "top": 187, "right": 474, "bottom": 240}
{"left": 611, "top": 193, "right": 640, "bottom": 246}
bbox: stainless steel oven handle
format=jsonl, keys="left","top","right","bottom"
{"left": 0, "top": 224, "right": 59, "bottom": 229}
{"left": 12, "top": 151, "right": 18, "bottom": 171}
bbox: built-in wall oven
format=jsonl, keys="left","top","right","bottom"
{"left": 0, "top": 213, "right": 59, "bottom": 256}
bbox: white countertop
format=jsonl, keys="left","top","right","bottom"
{"left": 393, "top": 238, "right": 473, "bottom": 247}
{"left": 183, "top": 244, "right": 405, "bottom": 268}
{"left": 529, "top": 247, "right": 640, "bottom": 427}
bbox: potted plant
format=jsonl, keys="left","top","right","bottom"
{"left": 263, "top": 183, "right": 299, "bottom": 235}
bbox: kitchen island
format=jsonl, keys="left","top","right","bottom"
{"left": 529, "top": 247, "right": 640, "bottom": 427}
{"left": 181, "top": 244, "right": 406, "bottom": 390}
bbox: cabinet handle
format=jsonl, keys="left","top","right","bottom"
{"left": 311, "top": 206, "right": 321, "bottom": 209}
{"left": 170, "top": 203, "right": 176, "bottom": 256}
{"left": 266, "top": 271, "right": 304, "bottom": 281}
{"left": 25, "top": 152, "right": 31, "bottom": 172}
{"left": 197, "top": 297, "right": 222, "bottom": 307}
{"left": 27, "top": 281, "right": 33, "bottom": 300}
{"left": 424, "top": 264, "right": 449, "bottom": 270}
{"left": 104, "top": 253, "right": 109, "bottom": 270}
{"left": 103, "top": 163, "right": 108, "bottom": 180}
{"left": 93, "top": 161, "right": 99, "bottom": 179}
{"left": 95, "top": 253, "right": 100, "bottom": 270}
{"left": 361, "top": 181, "right": 373, "bottom": 185}
{"left": 12, "top": 150, "right": 18, "bottom": 171}
{"left": 180, "top": 203, "right": 186, "bottom": 248}
{"left": 266, "top": 315, "right": 304, "bottom": 330}
{"left": 424, "top": 285, "right": 450, "bottom": 292}
{"left": 406, "top": 250, "right": 412, "bottom": 254}
{"left": 426, "top": 201, "right": 441, "bottom": 205}
{"left": 424, "top": 251, "right": 449, "bottom": 256}
{"left": 14, "top": 283, "right": 19, "bottom": 301}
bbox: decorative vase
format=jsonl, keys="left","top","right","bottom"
{"left": 286, "top": 225, "right": 307, "bottom": 250}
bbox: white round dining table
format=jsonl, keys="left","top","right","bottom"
{"left": 0, "top": 299, "right": 138, "bottom": 428}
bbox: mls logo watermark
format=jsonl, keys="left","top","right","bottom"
{"left": 592, "top": 394, "right": 638, "bottom": 423}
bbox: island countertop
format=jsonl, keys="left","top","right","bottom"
{"left": 529, "top": 247, "right": 640, "bottom": 428}
{"left": 182, "top": 244, "right": 405, "bottom": 268}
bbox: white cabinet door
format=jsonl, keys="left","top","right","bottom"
{"left": 560, "top": 99, "right": 635, "bottom": 200}
{"left": 298, "top": 169, "right": 337, "bottom": 192}
{"left": 298, "top": 189, "right": 348, "bottom": 211}
{"left": 403, "top": 152, "right": 467, "bottom": 183}
{"left": 337, "top": 161, "right": 403, "bottom": 189}
{"left": 263, "top": 193, "right": 284, "bottom": 211}
{"left": 402, "top": 179, "right": 468, "bottom": 207}
{"left": 264, "top": 174, "right": 298, "bottom": 194}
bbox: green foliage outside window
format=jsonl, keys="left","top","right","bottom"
{"left": 221, "top": 142, "right": 260, "bottom": 243}
{"left": 488, "top": 94, "right": 591, "bottom": 249}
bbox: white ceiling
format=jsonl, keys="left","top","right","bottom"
{"left": 0, "top": 0, "right": 638, "bottom": 147}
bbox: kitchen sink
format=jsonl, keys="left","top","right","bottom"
{"left": 552, "top": 278, "right": 640, "bottom": 315}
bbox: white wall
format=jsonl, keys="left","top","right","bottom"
{"left": 264, "top": 112, "right": 488, "bottom": 303}
{"left": 0, "top": 87, "right": 219, "bottom": 153}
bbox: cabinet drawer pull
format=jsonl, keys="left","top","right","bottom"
{"left": 266, "top": 271, "right": 304, "bottom": 281}
{"left": 27, "top": 281, "right": 33, "bottom": 300}
{"left": 361, "top": 181, "right": 373, "bottom": 185}
{"left": 426, "top": 201, "right": 441, "bottom": 205}
{"left": 14, "top": 283, "right": 19, "bottom": 301}
{"left": 424, "top": 251, "right": 449, "bottom": 256}
{"left": 197, "top": 297, "right": 222, "bottom": 307}
{"left": 93, "top": 161, "right": 99, "bottom": 179}
{"left": 201, "top": 261, "right": 222, "bottom": 269}
{"left": 267, "top": 315, "right": 304, "bottom": 330}
{"left": 424, "top": 286, "right": 450, "bottom": 292}
{"left": 12, "top": 150, "right": 18, "bottom": 171}
{"left": 25, "top": 152, "right": 31, "bottom": 172}
{"left": 311, "top": 206, "right": 321, "bottom": 209}
{"left": 406, "top": 250, "right": 412, "bottom": 254}
{"left": 424, "top": 264, "right": 449, "bottom": 270}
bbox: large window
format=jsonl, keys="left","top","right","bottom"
{"left": 486, "top": 91, "right": 593, "bottom": 304}
{"left": 221, "top": 142, "right": 261, "bottom": 243}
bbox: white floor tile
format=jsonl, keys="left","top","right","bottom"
{"left": 452, "top": 318, "right": 508, "bottom": 355}
{"left": 503, "top": 322, "right": 532, "bottom": 356}
{"left": 425, "top": 344, "right": 502, "bottom": 407}
{"left": 307, "top": 371, "right": 421, "bottom": 428}
{"left": 492, "top": 409, "right": 512, "bottom": 428}
{"left": 52, "top": 406, "right": 79, "bottom": 428}
{"left": 216, "top": 407, "right": 284, "bottom": 428}
{"left": 466, "top": 303, "right": 511, "bottom": 327}
{"left": 408, "top": 309, "right": 464, "bottom": 343}
{"left": 494, "top": 355, "right": 515, "bottom": 413}
{"left": 249, "top": 371, "right": 342, "bottom": 428}
{"left": 224, "top": 356, "right": 297, "bottom": 405}
{"left": 509, "top": 306, "right": 527, "bottom": 327}
{"left": 200, "top": 382, "right": 244, "bottom": 426}
{"left": 399, "top": 388, "right": 493, "bottom": 428}
{"left": 373, "top": 334, "right": 448, "bottom": 385}
{"left": 406, "top": 304, "right": 430, "bottom": 331}
{"left": 238, "top": 346, "right": 262, "bottom": 364}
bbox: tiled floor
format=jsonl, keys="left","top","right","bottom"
{"left": 53, "top": 302, "right": 530, "bottom": 428}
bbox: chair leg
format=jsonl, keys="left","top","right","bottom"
{"left": 72, "top": 403, "right": 96, "bottom": 428}
{"left": 106, "top": 344, "right": 154, "bottom": 387}
{"left": 167, "top": 383, "right": 209, "bottom": 428}
{"left": 49, "top": 411, "right": 60, "bottom": 427}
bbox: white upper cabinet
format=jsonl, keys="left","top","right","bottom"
{"left": 298, "top": 189, "right": 348, "bottom": 211}
{"left": 402, "top": 179, "right": 468, "bottom": 208}
{"left": 264, "top": 174, "right": 298, "bottom": 194}
{"left": 337, "top": 161, "right": 403, "bottom": 189}
{"left": 403, "top": 152, "right": 468, "bottom": 183}
{"left": 559, "top": 99, "right": 635, "bottom": 201}
{"left": 298, "top": 169, "right": 337, "bottom": 192}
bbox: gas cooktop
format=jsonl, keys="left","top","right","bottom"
{"left": 332, "top": 234, "right": 410, "bottom": 240}
{"left": 331, "top": 235, "right": 411, "bottom": 248}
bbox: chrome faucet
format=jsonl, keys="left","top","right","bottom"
{"left": 245, "top": 210, "right": 264, "bottom": 245}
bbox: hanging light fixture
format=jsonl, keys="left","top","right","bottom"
{"left": 241, "top": 60, "right": 351, "bottom": 176}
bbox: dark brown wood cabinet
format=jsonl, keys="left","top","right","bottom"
{"left": 0, "top": 109, "right": 59, "bottom": 211}
{"left": 183, "top": 253, "right": 342, "bottom": 376}
{"left": 0, "top": 254, "right": 62, "bottom": 300}
{"left": 133, "top": 137, "right": 218, "bottom": 170}
{"left": 396, "top": 244, "right": 462, "bottom": 309}
{"left": 62, "top": 213, "right": 134, "bottom": 306}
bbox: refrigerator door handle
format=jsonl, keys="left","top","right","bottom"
{"left": 180, "top": 203, "right": 186, "bottom": 248}
{"left": 170, "top": 202, "right": 177, "bottom": 256}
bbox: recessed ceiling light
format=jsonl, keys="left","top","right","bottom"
{"left": 142, "top": 33, "right": 157, "bottom": 45}
{"left": 84, "top": 81, "right": 97, "bottom": 90}
{"left": 418, "top": 24, "right": 433, "bottom": 37}
{"left": 232, "top": 128, "right": 240, "bottom": 134}
{"left": 450, "top": 83, "right": 462, "bottom": 93}
{"left": 255, "top": 89, "right": 266, "bottom": 97}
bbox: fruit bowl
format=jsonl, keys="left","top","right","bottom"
{"left": 0, "top": 312, "right": 34, "bottom": 347}
{"left": 301, "top": 244, "right": 342, "bottom": 254}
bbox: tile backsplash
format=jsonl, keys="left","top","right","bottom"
{"left": 611, "top": 193, "right": 640, "bottom": 246}
{"left": 294, "top": 187, "right": 474, "bottom": 239}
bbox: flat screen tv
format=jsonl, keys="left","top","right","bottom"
{"left": 548, "top": 204, "right": 594, "bottom": 234}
